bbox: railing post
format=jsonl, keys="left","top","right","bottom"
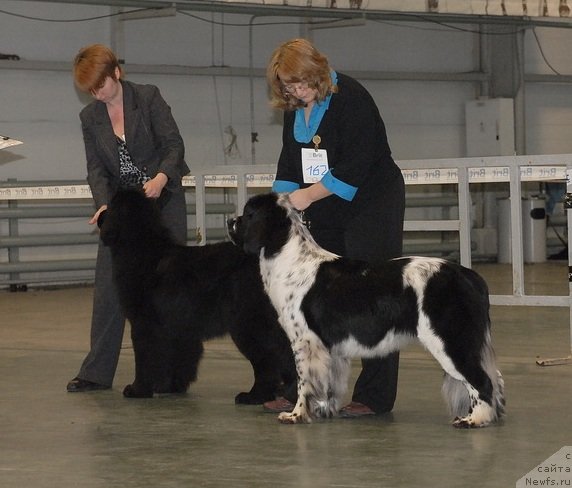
{"left": 457, "top": 165, "right": 471, "bottom": 268}
{"left": 7, "top": 178, "right": 20, "bottom": 290}
{"left": 509, "top": 162, "right": 525, "bottom": 297}
{"left": 535, "top": 164, "right": 572, "bottom": 366}
{"left": 194, "top": 175, "right": 206, "bottom": 246}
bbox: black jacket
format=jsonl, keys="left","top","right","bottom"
{"left": 276, "top": 73, "right": 402, "bottom": 230}
{"left": 79, "top": 80, "right": 190, "bottom": 209}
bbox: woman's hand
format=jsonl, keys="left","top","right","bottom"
{"left": 143, "top": 172, "right": 168, "bottom": 199}
{"left": 289, "top": 189, "right": 313, "bottom": 211}
{"left": 89, "top": 205, "right": 108, "bottom": 225}
{"left": 289, "top": 183, "right": 332, "bottom": 211}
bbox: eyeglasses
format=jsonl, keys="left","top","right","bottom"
{"left": 282, "top": 81, "right": 309, "bottom": 94}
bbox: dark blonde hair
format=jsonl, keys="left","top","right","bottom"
{"left": 266, "top": 38, "right": 337, "bottom": 111}
{"left": 73, "top": 44, "right": 123, "bottom": 93}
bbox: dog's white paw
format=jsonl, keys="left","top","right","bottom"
{"left": 452, "top": 401, "right": 497, "bottom": 428}
{"left": 278, "top": 410, "right": 312, "bottom": 424}
{"left": 452, "top": 416, "right": 489, "bottom": 429}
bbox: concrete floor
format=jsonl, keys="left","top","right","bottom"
{"left": 1, "top": 262, "right": 571, "bottom": 488}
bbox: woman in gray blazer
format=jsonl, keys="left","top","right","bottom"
{"left": 67, "top": 44, "right": 190, "bottom": 392}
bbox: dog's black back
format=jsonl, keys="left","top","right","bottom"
{"left": 99, "top": 189, "right": 294, "bottom": 400}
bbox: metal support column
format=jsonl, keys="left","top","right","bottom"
{"left": 536, "top": 165, "right": 572, "bottom": 366}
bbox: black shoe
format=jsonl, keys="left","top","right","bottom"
{"left": 67, "top": 377, "right": 110, "bottom": 392}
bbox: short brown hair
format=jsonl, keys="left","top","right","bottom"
{"left": 73, "top": 44, "right": 123, "bottom": 93}
{"left": 266, "top": 38, "right": 337, "bottom": 111}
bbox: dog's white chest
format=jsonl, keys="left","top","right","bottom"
{"left": 260, "top": 238, "right": 325, "bottom": 320}
{"left": 261, "top": 259, "right": 312, "bottom": 312}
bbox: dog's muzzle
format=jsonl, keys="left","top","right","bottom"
{"left": 227, "top": 217, "right": 237, "bottom": 232}
{"left": 227, "top": 217, "right": 240, "bottom": 245}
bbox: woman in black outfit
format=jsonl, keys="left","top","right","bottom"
{"left": 264, "top": 38, "right": 405, "bottom": 417}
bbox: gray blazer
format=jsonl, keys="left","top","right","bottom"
{"left": 79, "top": 80, "right": 190, "bottom": 209}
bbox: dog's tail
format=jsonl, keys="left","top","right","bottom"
{"left": 442, "top": 374, "right": 471, "bottom": 418}
{"left": 481, "top": 334, "right": 506, "bottom": 420}
{"left": 442, "top": 333, "right": 505, "bottom": 422}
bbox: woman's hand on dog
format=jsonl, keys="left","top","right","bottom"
{"left": 289, "top": 183, "right": 332, "bottom": 211}
{"left": 143, "top": 172, "right": 168, "bottom": 199}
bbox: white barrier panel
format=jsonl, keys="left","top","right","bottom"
{"left": 401, "top": 165, "right": 567, "bottom": 184}
{"left": 0, "top": 166, "right": 568, "bottom": 201}
{"left": 0, "top": 185, "right": 93, "bottom": 200}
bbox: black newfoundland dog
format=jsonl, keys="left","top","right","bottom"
{"left": 97, "top": 189, "right": 294, "bottom": 402}
{"left": 228, "top": 192, "right": 505, "bottom": 427}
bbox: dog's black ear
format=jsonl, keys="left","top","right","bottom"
{"left": 98, "top": 209, "right": 120, "bottom": 246}
{"left": 261, "top": 195, "right": 291, "bottom": 257}
{"left": 97, "top": 209, "right": 108, "bottom": 229}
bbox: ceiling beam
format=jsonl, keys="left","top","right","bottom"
{"left": 12, "top": 0, "right": 572, "bottom": 29}
{"left": 0, "top": 59, "right": 490, "bottom": 83}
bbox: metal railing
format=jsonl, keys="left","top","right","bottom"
{"left": 1, "top": 155, "right": 571, "bottom": 364}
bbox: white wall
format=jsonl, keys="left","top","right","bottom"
{"left": 7, "top": 1, "right": 572, "bottom": 183}
{"left": 524, "top": 25, "right": 572, "bottom": 155}
{"left": 2, "top": 2, "right": 572, "bottom": 180}
{"left": 0, "top": 1, "right": 528, "bottom": 180}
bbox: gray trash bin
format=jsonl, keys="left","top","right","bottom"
{"left": 497, "top": 197, "right": 546, "bottom": 264}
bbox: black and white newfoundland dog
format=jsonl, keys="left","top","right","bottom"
{"left": 97, "top": 189, "right": 294, "bottom": 402}
{"left": 228, "top": 192, "right": 505, "bottom": 428}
